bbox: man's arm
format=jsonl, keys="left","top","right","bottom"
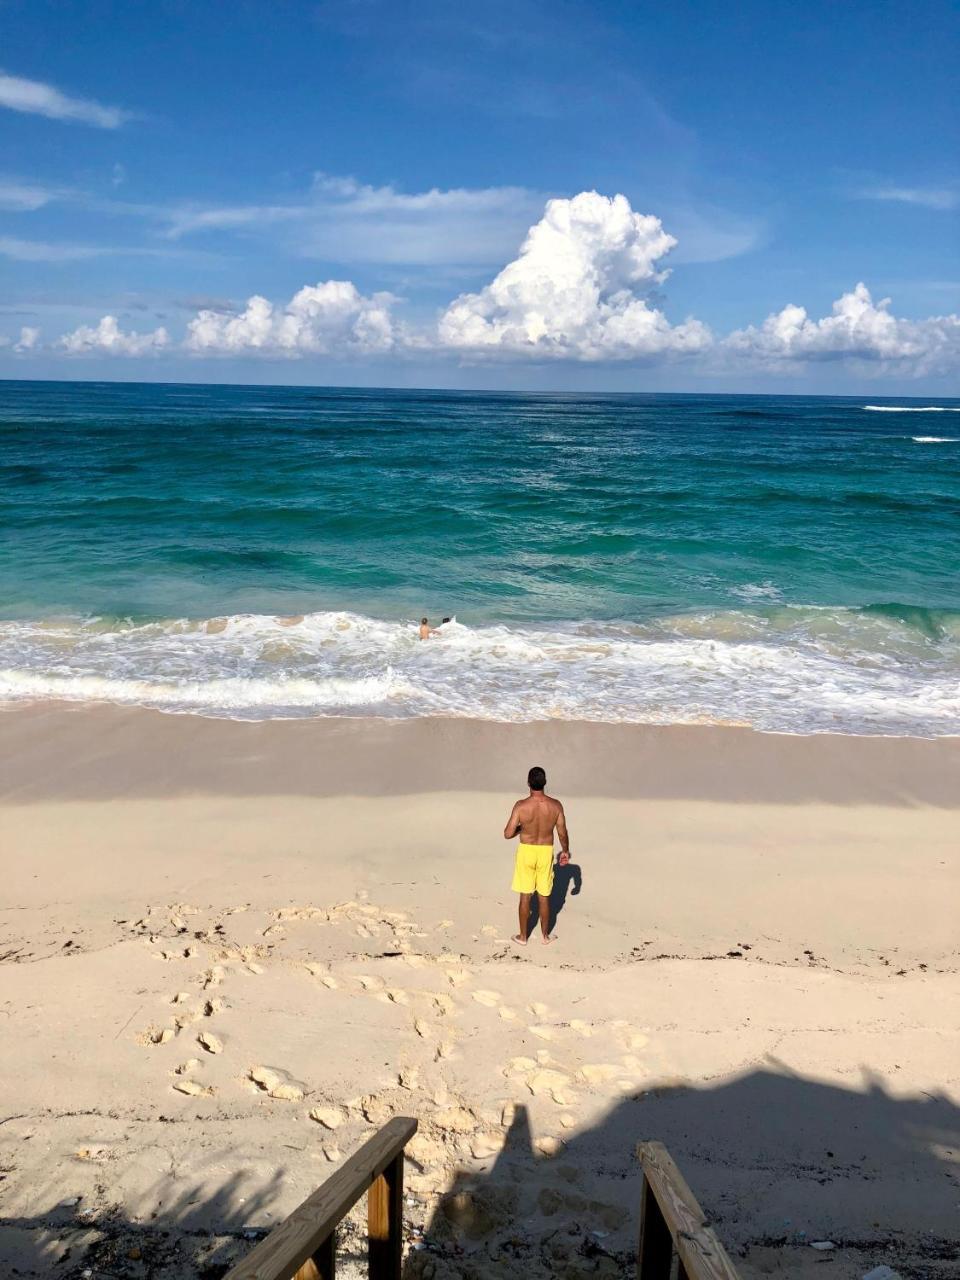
{"left": 556, "top": 804, "right": 570, "bottom": 860}
{"left": 503, "top": 801, "right": 522, "bottom": 840}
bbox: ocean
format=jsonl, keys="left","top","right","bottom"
{"left": 1, "top": 379, "right": 959, "bottom": 736}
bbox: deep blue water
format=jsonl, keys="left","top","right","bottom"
{"left": 1, "top": 380, "right": 958, "bottom": 733}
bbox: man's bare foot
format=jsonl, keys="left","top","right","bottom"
{"left": 512, "top": 934, "right": 528, "bottom": 946}
{"left": 541, "top": 934, "right": 553, "bottom": 946}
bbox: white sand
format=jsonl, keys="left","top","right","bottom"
{"left": 0, "top": 706, "right": 957, "bottom": 1279}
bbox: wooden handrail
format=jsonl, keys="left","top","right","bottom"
{"left": 224, "top": 1115, "right": 417, "bottom": 1280}
{"left": 637, "top": 1141, "right": 741, "bottom": 1280}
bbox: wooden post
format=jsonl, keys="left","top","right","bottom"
{"left": 293, "top": 1232, "right": 336, "bottom": 1280}
{"left": 368, "top": 1151, "right": 403, "bottom": 1280}
{"left": 637, "top": 1170, "right": 674, "bottom": 1280}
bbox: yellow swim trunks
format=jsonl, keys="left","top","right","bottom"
{"left": 511, "top": 844, "right": 555, "bottom": 896}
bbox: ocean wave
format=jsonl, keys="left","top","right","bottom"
{"left": 0, "top": 608, "right": 958, "bottom": 735}
{"left": 912, "top": 436, "right": 959, "bottom": 443}
{"left": 863, "top": 404, "right": 960, "bottom": 412}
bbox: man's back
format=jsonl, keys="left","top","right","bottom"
{"left": 511, "top": 790, "right": 563, "bottom": 846}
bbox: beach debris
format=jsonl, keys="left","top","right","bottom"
{"left": 309, "top": 1105, "right": 346, "bottom": 1130}
{"left": 197, "top": 1031, "right": 223, "bottom": 1054}
{"left": 810, "top": 1241, "right": 836, "bottom": 1251}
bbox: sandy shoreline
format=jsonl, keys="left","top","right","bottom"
{"left": 1, "top": 705, "right": 958, "bottom": 1279}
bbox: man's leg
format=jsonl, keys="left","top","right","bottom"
{"left": 537, "top": 893, "right": 551, "bottom": 943}
{"left": 514, "top": 893, "right": 533, "bottom": 945}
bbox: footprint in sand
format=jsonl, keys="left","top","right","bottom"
{"left": 386, "top": 989, "right": 410, "bottom": 1005}
{"left": 470, "top": 1131, "right": 503, "bottom": 1159}
{"left": 360, "top": 1094, "right": 393, "bottom": 1125}
{"left": 577, "top": 1064, "right": 619, "bottom": 1086}
{"left": 570, "top": 1019, "right": 594, "bottom": 1038}
{"left": 527, "top": 1069, "right": 573, "bottom": 1104}
{"left": 398, "top": 1067, "right": 420, "bottom": 1090}
{"left": 432, "top": 994, "right": 455, "bottom": 1016}
{"left": 309, "top": 1105, "right": 346, "bottom": 1130}
{"left": 244, "top": 961, "right": 265, "bottom": 975}
{"left": 536, "top": 1135, "right": 563, "bottom": 1157}
{"left": 434, "top": 1104, "right": 477, "bottom": 1135}
{"left": 528, "top": 1024, "right": 555, "bottom": 1041}
{"left": 499, "top": 1007, "right": 517, "bottom": 1021}
{"left": 202, "top": 966, "right": 225, "bottom": 989}
{"left": 480, "top": 925, "right": 498, "bottom": 937}
{"left": 504, "top": 1056, "right": 538, "bottom": 1078}
{"left": 445, "top": 969, "right": 470, "bottom": 987}
{"left": 174, "top": 1058, "right": 200, "bottom": 1075}
{"left": 471, "top": 990, "right": 501, "bottom": 1008}
{"left": 171, "top": 992, "right": 192, "bottom": 1005}
{"left": 173, "top": 1080, "right": 214, "bottom": 1098}
{"left": 529, "top": 1002, "right": 550, "bottom": 1018}
{"left": 559, "top": 1114, "right": 576, "bottom": 1129}
{"left": 142, "top": 1026, "right": 176, "bottom": 1046}
{"left": 249, "top": 1066, "right": 305, "bottom": 1101}
{"left": 198, "top": 1031, "right": 224, "bottom": 1055}
{"left": 355, "top": 974, "right": 384, "bottom": 993}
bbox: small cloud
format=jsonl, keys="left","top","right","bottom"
{"left": 0, "top": 70, "right": 132, "bottom": 129}
{"left": 13, "top": 325, "right": 40, "bottom": 352}
{"left": 0, "top": 179, "right": 63, "bottom": 211}
{"left": 856, "top": 184, "right": 958, "bottom": 211}
{"left": 0, "top": 235, "right": 103, "bottom": 262}
{"left": 111, "top": 162, "right": 127, "bottom": 187}
{"left": 59, "top": 316, "right": 168, "bottom": 356}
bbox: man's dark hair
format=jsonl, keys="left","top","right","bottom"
{"left": 421, "top": 617, "right": 428, "bottom": 625}
{"left": 528, "top": 765, "right": 546, "bottom": 791}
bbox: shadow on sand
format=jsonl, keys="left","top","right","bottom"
{"left": 2, "top": 1068, "right": 957, "bottom": 1278}
{"left": 402, "top": 1067, "right": 960, "bottom": 1279}
{"left": 523, "top": 860, "right": 583, "bottom": 941}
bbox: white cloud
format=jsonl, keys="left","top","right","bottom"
{"left": 0, "top": 70, "right": 130, "bottom": 128}
{"left": 0, "top": 179, "right": 61, "bottom": 211}
{"left": 162, "top": 175, "right": 543, "bottom": 267}
{"left": 13, "top": 326, "right": 39, "bottom": 352}
{"left": 859, "top": 185, "right": 958, "bottom": 211}
{"left": 0, "top": 235, "right": 104, "bottom": 262}
{"left": 437, "top": 191, "right": 711, "bottom": 360}
{"left": 59, "top": 316, "right": 169, "bottom": 356}
{"left": 184, "top": 281, "right": 397, "bottom": 356}
{"left": 726, "top": 283, "right": 960, "bottom": 372}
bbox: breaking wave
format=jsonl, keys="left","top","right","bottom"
{"left": 0, "top": 607, "right": 958, "bottom": 736}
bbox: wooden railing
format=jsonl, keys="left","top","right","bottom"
{"left": 224, "top": 1116, "right": 417, "bottom": 1280}
{"left": 637, "top": 1141, "right": 741, "bottom": 1280}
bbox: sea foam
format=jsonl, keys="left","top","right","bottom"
{"left": 0, "top": 609, "right": 957, "bottom": 736}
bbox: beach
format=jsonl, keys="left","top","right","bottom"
{"left": 1, "top": 705, "right": 957, "bottom": 1278}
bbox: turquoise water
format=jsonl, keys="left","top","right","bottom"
{"left": 1, "top": 379, "right": 959, "bottom": 733}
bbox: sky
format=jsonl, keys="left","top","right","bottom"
{"left": 0, "top": 0, "right": 958, "bottom": 392}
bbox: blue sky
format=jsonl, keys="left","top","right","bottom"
{"left": 0, "top": 0, "right": 957, "bottom": 390}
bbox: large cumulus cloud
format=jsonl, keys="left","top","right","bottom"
{"left": 437, "top": 191, "right": 712, "bottom": 361}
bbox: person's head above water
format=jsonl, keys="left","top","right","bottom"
{"left": 421, "top": 617, "right": 428, "bottom": 625}
{"left": 528, "top": 765, "right": 546, "bottom": 792}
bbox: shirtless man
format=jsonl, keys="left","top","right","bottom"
{"left": 503, "top": 765, "right": 570, "bottom": 946}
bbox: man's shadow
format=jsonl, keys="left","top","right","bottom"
{"left": 525, "top": 859, "right": 583, "bottom": 938}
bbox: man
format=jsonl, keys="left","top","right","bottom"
{"left": 419, "top": 617, "right": 432, "bottom": 640}
{"left": 503, "top": 765, "right": 570, "bottom": 946}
